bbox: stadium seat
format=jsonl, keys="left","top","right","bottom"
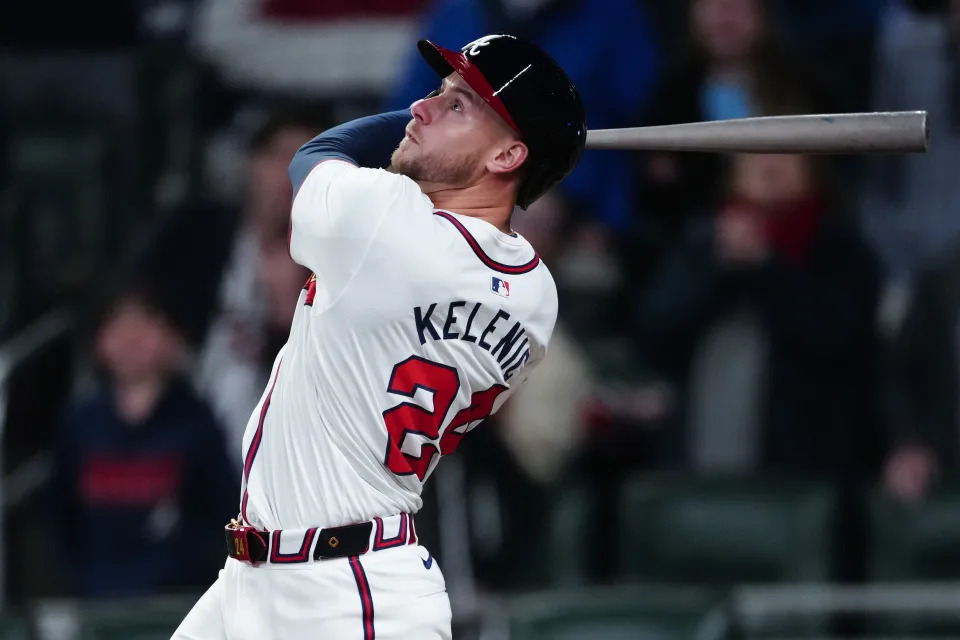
{"left": 864, "top": 481, "right": 960, "bottom": 635}
{"left": 580, "top": 337, "right": 647, "bottom": 381}
{"left": 136, "top": 51, "right": 205, "bottom": 207}
{"left": 617, "top": 474, "right": 837, "bottom": 585}
{"left": 79, "top": 595, "right": 196, "bottom": 640}
{"left": 867, "top": 480, "right": 960, "bottom": 581}
{"left": 4, "top": 122, "right": 112, "bottom": 326}
{"left": 541, "top": 480, "right": 596, "bottom": 587}
{"left": 0, "top": 615, "right": 28, "bottom": 640}
{"left": 495, "top": 478, "right": 596, "bottom": 590}
{"left": 506, "top": 584, "right": 728, "bottom": 640}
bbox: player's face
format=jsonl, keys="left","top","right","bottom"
{"left": 390, "top": 74, "right": 522, "bottom": 188}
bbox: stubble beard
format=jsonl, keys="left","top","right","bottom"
{"left": 390, "top": 140, "right": 481, "bottom": 186}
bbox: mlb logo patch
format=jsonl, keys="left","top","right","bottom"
{"left": 491, "top": 277, "right": 510, "bottom": 298}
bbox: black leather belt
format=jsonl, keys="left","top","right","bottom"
{"left": 225, "top": 519, "right": 376, "bottom": 564}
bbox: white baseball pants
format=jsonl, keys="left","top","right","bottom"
{"left": 171, "top": 543, "right": 451, "bottom": 639}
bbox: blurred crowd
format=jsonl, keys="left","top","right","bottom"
{"left": 2, "top": 0, "right": 960, "bottom": 616}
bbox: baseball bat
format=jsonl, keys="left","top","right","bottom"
{"left": 584, "top": 111, "right": 929, "bottom": 154}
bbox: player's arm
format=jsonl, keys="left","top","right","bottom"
{"left": 288, "top": 109, "right": 410, "bottom": 194}
{"left": 286, "top": 110, "right": 424, "bottom": 301}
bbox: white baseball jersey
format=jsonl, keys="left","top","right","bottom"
{"left": 238, "top": 160, "right": 558, "bottom": 531}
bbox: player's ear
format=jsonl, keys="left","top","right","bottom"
{"left": 487, "top": 140, "right": 528, "bottom": 175}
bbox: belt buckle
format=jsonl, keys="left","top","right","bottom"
{"left": 227, "top": 518, "right": 266, "bottom": 566}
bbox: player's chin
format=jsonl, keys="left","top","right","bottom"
{"left": 390, "top": 150, "right": 419, "bottom": 179}
{"left": 390, "top": 144, "right": 410, "bottom": 166}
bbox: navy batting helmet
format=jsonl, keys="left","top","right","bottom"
{"left": 417, "top": 34, "right": 587, "bottom": 209}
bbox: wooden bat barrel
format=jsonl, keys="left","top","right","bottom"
{"left": 583, "top": 111, "right": 929, "bottom": 154}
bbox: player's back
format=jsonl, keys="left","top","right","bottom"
{"left": 239, "top": 161, "right": 557, "bottom": 531}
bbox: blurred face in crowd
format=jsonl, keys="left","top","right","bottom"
{"left": 96, "top": 299, "right": 183, "bottom": 384}
{"left": 248, "top": 124, "right": 317, "bottom": 240}
{"left": 730, "top": 153, "right": 814, "bottom": 209}
{"left": 391, "top": 73, "right": 528, "bottom": 193}
{"left": 691, "top": 0, "right": 765, "bottom": 63}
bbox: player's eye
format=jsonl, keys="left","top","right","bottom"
{"left": 451, "top": 100, "right": 463, "bottom": 112}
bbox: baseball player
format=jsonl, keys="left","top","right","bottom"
{"left": 172, "top": 34, "right": 586, "bottom": 640}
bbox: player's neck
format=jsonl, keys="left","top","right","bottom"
{"left": 419, "top": 181, "right": 515, "bottom": 235}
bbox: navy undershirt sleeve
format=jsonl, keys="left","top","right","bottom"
{"left": 288, "top": 110, "right": 411, "bottom": 194}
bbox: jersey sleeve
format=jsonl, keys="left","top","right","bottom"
{"left": 289, "top": 160, "right": 428, "bottom": 304}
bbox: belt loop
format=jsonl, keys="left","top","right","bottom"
{"left": 372, "top": 514, "right": 410, "bottom": 552}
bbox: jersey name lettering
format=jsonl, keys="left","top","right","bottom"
{"left": 413, "top": 302, "right": 530, "bottom": 381}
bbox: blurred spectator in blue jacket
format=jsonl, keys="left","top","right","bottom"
{"left": 861, "top": 0, "right": 960, "bottom": 288}
{"left": 635, "top": 149, "right": 880, "bottom": 480}
{"left": 386, "top": 0, "right": 662, "bottom": 232}
{"left": 631, "top": 0, "right": 833, "bottom": 284}
{"left": 49, "top": 281, "right": 238, "bottom": 598}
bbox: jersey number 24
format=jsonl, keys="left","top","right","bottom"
{"left": 382, "top": 356, "right": 506, "bottom": 481}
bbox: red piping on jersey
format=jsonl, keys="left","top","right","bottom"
{"left": 433, "top": 210, "right": 540, "bottom": 275}
{"left": 240, "top": 359, "right": 283, "bottom": 523}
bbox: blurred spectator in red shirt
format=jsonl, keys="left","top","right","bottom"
{"left": 635, "top": 148, "right": 880, "bottom": 480}
{"left": 631, "top": 0, "right": 832, "bottom": 284}
{"left": 49, "top": 281, "right": 237, "bottom": 598}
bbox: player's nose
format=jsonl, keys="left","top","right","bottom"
{"left": 410, "top": 98, "right": 433, "bottom": 125}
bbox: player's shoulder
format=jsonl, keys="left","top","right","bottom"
{"left": 507, "top": 237, "right": 558, "bottom": 336}
{"left": 439, "top": 213, "right": 557, "bottom": 334}
{"left": 297, "top": 160, "right": 430, "bottom": 210}
{"left": 291, "top": 161, "right": 435, "bottom": 252}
